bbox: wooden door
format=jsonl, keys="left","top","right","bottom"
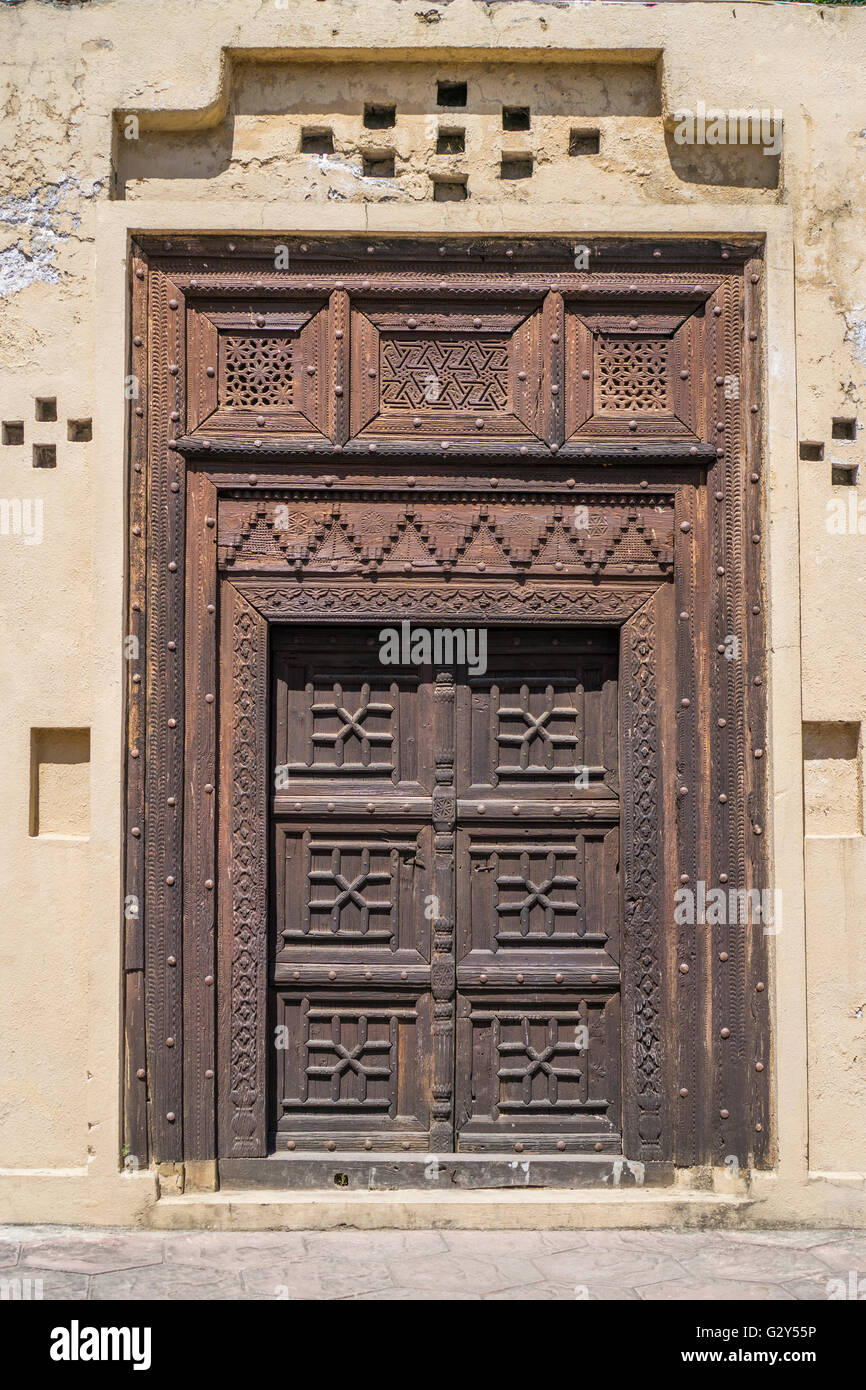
{"left": 455, "top": 628, "right": 621, "bottom": 1152}
{"left": 270, "top": 624, "right": 621, "bottom": 1153}
{"left": 270, "top": 626, "right": 444, "bottom": 1150}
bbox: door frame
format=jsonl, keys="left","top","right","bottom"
{"left": 122, "top": 235, "right": 771, "bottom": 1181}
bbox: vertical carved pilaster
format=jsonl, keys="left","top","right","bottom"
{"left": 430, "top": 669, "right": 456, "bottom": 1151}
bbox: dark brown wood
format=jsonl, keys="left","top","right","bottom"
{"left": 217, "top": 584, "right": 269, "bottom": 1157}
{"left": 127, "top": 236, "right": 771, "bottom": 1174}
{"left": 182, "top": 469, "right": 218, "bottom": 1158}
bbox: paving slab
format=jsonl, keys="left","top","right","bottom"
{"left": 2, "top": 1226, "right": 865, "bottom": 1301}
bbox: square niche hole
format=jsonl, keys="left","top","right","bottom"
{"left": 432, "top": 177, "right": 468, "bottom": 202}
{"left": 799, "top": 441, "right": 824, "bottom": 461}
{"left": 2, "top": 421, "right": 24, "bottom": 445}
{"left": 35, "top": 397, "right": 57, "bottom": 422}
{"left": 832, "top": 418, "right": 857, "bottom": 441}
{"left": 364, "top": 104, "right": 396, "bottom": 130}
{"left": 30, "top": 728, "right": 91, "bottom": 838}
{"left": 363, "top": 152, "right": 396, "bottom": 178}
{"left": 500, "top": 154, "right": 533, "bottom": 180}
{"left": 437, "top": 80, "right": 467, "bottom": 108}
{"left": 502, "top": 106, "right": 530, "bottom": 131}
{"left": 437, "top": 127, "right": 465, "bottom": 155}
{"left": 67, "top": 419, "right": 92, "bottom": 442}
{"left": 299, "top": 128, "right": 334, "bottom": 155}
{"left": 569, "top": 129, "right": 601, "bottom": 156}
{"left": 831, "top": 461, "right": 859, "bottom": 486}
{"left": 803, "top": 721, "right": 862, "bottom": 836}
{"left": 33, "top": 444, "right": 56, "bottom": 469}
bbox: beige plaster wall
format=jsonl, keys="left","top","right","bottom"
{"left": 0, "top": 0, "right": 864, "bottom": 1227}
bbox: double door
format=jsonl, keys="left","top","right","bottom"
{"left": 270, "top": 624, "right": 622, "bottom": 1153}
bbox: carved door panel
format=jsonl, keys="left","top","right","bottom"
{"left": 270, "top": 627, "right": 448, "bottom": 1150}
{"left": 455, "top": 629, "right": 622, "bottom": 1152}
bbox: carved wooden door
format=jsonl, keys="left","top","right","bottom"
{"left": 270, "top": 626, "right": 447, "bottom": 1150}
{"left": 270, "top": 624, "right": 620, "bottom": 1154}
{"left": 455, "top": 628, "right": 621, "bottom": 1152}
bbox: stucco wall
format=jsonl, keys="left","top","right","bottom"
{"left": 0, "top": 0, "right": 864, "bottom": 1227}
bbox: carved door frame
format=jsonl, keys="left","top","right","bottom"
{"left": 123, "top": 236, "right": 771, "bottom": 1179}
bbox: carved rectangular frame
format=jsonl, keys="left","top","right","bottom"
{"left": 123, "top": 236, "right": 771, "bottom": 1177}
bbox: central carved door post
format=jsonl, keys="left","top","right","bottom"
{"left": 430, "top": 667, "right": 457, "bottom": 1151}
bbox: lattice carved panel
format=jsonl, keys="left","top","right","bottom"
{"left": 222, "top": 335, "right": 294, "bottom": 407}
{"left": 564, "top": 294, "right": 713, "bottom": 442}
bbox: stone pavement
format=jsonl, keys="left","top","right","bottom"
{"left": 1, "top": 1226, "right": 865, "bottom": 1300}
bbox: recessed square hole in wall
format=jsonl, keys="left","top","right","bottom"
{"left": 67, "top": 419, "right": 92, "bottom": 443}
{"left": 832, "top": 418, "right": 857, "bottom": 441}
{"left": 363, "top": 152, "right": 396, "bottom": 178}
{"left": 2, "top": 421, "right": 24, "bottom": 445}
{"left": 299, "top": 128, "right": 334, "bottom": 155}
{"left": 803, "top": 721, "right": 862, "bottom": 836}
{"left": 29, "top": 728, "right": 91, "bottom": 838}
{"left": 502, "top": 106, "right": 530, "bottom": 131}
{"left": 432, "top": 177, "right": 468, "bottom": 202}
{"left": 364, "top": 104, "right": 396, "bottom": 130}
{"left": 569, "top": 129, "right": 601, "bottom": 156}
{"left": 35, "top": 397, "right": 57, "bottom": 422}
{"left": 500, "top": 154, "right": 533, "bottom": 180}
{"left": 799, "top": 441, "right": 825, "bottom": 462}
{"left": 437, "top": 128, "right": 465, "bottom": 155}
{"left": 33, "top": 444, "right": 56, "bottom": 469}
{"left": 437, "top": 80, "right": 467, "bottom": 108}
{"left": 831, "top": 460, "right": 859, "bottom": 486}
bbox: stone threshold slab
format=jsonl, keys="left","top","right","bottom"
{"left": 148, "top": 1188, "right": 752, "bottom": 1232}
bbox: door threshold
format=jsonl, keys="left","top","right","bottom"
{"left": 219, "top": 1153, "right": 675, "bottom": 1192}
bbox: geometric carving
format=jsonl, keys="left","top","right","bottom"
{"left": 223, "top": 335, "right": 293, "bottom": 407}
{"left": 380, "top": 336, "right": 509, "bottom": 412}
{"left": 496, "top": 688, "right": 580, "bottom": 774}
{"left": 597, "top": 337, "right": 669, "bottom": 413}
{"left": 622, "top": 600, "right": 663, "bottom": 1156}
{"left": 495, "top": 1012, "right": 586, "bottom": 1110}
{"left": 493, "top": 848, "right": 581, "bottom": 943}
{"left": 228, "top": 602, "right": 267, "bottom": 1155}
{"left": 219, "top": 495, "right": 676, "bottom": 577}
{"left": 302, "top": 1005, "right": 412, "bottom": 1110}
{"left": 304, "top": 842, "right": 396, "bottom": 940}
{"left": 310, "top": 687, "right": 395, "bottom": 770}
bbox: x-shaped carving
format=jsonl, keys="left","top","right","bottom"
{"left": 497, "top": 1018, "right": 582, "bottom": 1104}
{"left": 311, "top": 686, "right": 393, "bottom": 766}
{"left": 497, "top": 702, "right": 578, "bottom": 769}
{"left": 309, "top": 848, "right": 392, "bottom": 934}
{"left": 496, "top": 854, "right": 578, "bottom": 937}
{"left": 306, "top": 1016, "right": 391, "bottom": 1101}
